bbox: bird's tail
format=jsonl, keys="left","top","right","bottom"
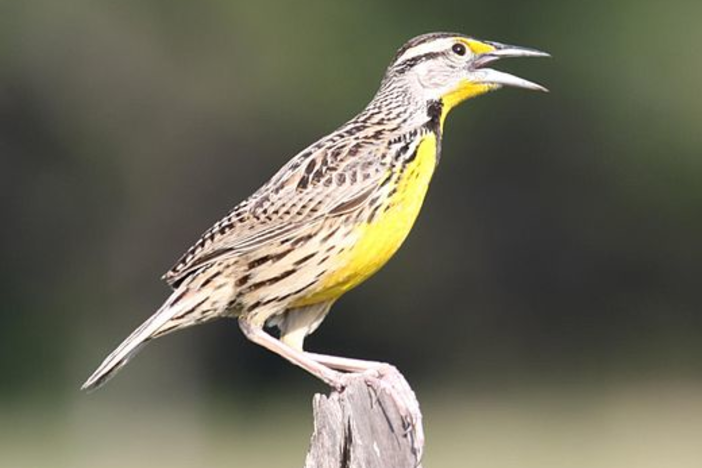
{"left": 81, "top": 287, "right": 207, "bottom": 392}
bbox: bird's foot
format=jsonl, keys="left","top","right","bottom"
{"left": 307, "top": 351, "right": 424, "bottom": 456}
{"left": 340, "top": 364, "right": 425, "bottom": 460}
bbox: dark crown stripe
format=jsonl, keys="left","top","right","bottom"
{"left": 393, "top": 51, "right": 444, "bottom": 74}
{"left": 390, "top": 32, "right": 465, "bottom": 63}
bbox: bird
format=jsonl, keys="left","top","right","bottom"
{"left": 82, "top": 32, "right": 548, "bottom": 392}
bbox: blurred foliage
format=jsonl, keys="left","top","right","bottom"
{"left": 1, "top": 0, "right": 701, "bottom": 466}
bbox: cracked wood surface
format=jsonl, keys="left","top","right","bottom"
{"left": 304, "top": 366, "right": 424, "bottom": 468}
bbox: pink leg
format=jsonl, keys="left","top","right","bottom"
{"left": 239, "top": 319, "right": 345, "bottom": 389}
{"left": 305, "top": 352, "right": 387, "bottom": 373}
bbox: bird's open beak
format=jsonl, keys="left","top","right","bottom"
{"left": 467, "top": 40, "right": 550, "bottom": 92}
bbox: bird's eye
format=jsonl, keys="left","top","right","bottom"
{"left": 452, "top": 43, "right": 467, "bottom": 56}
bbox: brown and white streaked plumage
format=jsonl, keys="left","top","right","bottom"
{"left": 82, "top": 32, "right": 548, "bottom": 392}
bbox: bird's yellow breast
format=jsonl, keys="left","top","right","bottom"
{"left": 296, "top": 133, "right": 437, "bottom": 305}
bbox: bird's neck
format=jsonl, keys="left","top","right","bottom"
{"left": 359, "top": 88, "right": 445, "bottom": 142}
{"left": 347, "top": 93, "right": 445, "bottom": 166}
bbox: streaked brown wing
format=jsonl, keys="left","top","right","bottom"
{"left": 163, "top": 144, "right": 386, "bottom": 288}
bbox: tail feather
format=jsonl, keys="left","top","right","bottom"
{"left": 81, "top": 289, "right": 199, "bottom": 392}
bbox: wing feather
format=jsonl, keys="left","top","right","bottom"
{"left": 163, "top": 139, "right": 387, "bottom": 287}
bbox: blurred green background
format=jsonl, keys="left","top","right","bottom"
{"left": 2, "top": 0, "right": 701, "bottom": 466}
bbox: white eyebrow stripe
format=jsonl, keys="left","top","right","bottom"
{"left": 394, "top": 38, "right": 455, "bottom": 64}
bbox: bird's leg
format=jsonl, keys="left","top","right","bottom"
{"left": 305, "top": 352, "right": 387, "bottom": 373}
{"left": 238, "top": 319, "right": 346, "bottom": 389}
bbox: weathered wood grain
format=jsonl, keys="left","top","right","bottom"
{"left": 304, "top": 365, "right": 424, "bottom": 468}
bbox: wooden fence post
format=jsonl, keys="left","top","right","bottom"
{"left": 304, "top": 365, "right": 424, "bottom": 468}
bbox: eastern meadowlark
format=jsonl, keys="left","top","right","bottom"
{"left": 82, "top": 32, "right": 548, "bottom": 392}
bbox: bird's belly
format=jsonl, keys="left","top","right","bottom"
{"left": 295, "top": 134, "right": 437, "bottom": 306}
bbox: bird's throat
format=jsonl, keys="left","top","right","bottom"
{"left": 440, "top": 80, "right": 496, "bottom": 126}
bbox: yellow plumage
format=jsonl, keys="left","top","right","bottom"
{"left": 295, "top": 133, "right": 438, "bottom": 305}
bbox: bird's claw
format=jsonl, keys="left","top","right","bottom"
{"left": 356, "top": 364, "right": 425, "bottom": 461}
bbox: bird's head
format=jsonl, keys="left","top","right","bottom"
{"left": 380, "top": 32, "right": 549, "bottom": 123}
